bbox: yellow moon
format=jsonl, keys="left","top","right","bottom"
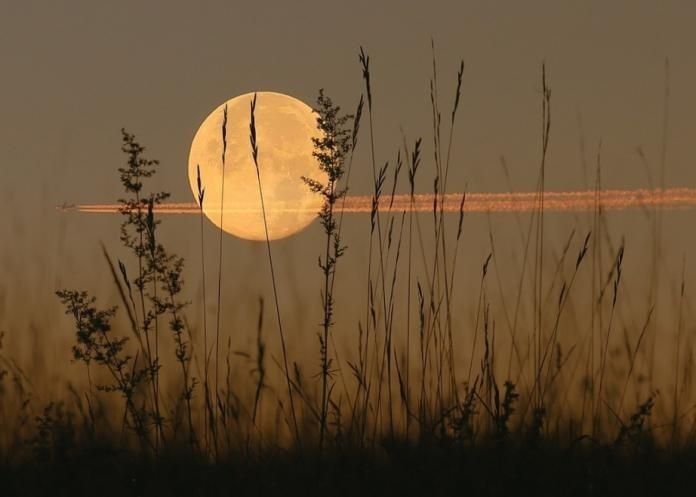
{"left": 188, "top": 92, "right": 325, "bottom": 241}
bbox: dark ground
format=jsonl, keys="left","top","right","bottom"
{"left": 3, "top": 441, "right": 696, "bottom": 497}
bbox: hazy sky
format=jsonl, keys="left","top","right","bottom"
{"left": 1, "top": 1, "right": 695, "bottom": 375}
{"left": 2, "top": 1, "right": 695, "bottom": 198}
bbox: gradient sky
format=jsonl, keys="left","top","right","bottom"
{"left": 1, "top": 1, "right": 695, "bottom": 379}
{"left": 2, "top": 1, "right": 695, "bottom": 198}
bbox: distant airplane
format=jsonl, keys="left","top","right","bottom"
{"left": 56, "top": 202, "right": 76, "bottom": 212}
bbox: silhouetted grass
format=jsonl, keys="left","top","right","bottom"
{"left": 0, "top": 48, "right": 694, "bottom": 496}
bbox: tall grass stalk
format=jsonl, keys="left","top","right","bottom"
{"left": 249, "top": 94, "right": 300, "bottom": 446}
{"left": 359, "top": 47, "right": 396, "bottom": 443}
{"left": 213, "top": 104, "right": 228, "bottom": 456}
{"left": 533, "top": 64, "right": 551, "bottom": 413}
{"left": 195, "top": 165, "right": 213, "bottom": 454}
{"left": 405, "top": 137, "right": 422, "bottom": 438}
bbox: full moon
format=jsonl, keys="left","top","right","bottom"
{"left": 188, "top": 92, "right": 326, "bottom": 241}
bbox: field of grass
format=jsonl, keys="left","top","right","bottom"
{"left": 1, "top": 50, "right": 696, "bottom": 495}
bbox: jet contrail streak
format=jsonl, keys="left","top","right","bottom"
{"left": 64, "top": 187, "right": 696, "bottom": 215}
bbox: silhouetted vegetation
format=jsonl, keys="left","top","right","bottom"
{"left": 1, "top": 48, "right": 696, "bottom": 496}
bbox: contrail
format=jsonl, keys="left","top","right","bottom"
{"left": 62, "top": 187, "right": 696, "bottom": 215}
